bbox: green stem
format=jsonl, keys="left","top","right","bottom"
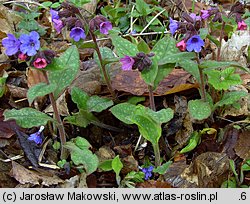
{"left": 152, "top": 143, "right": 161, "bottom": 167}
{"left": 42, "top": 71, "right": 67, "bottom": 159}
{"left": 216, "top": 21, "right": 225, "bottom": 62}
{"left": 196, "top": 54, "right": 206, "bottom": 101}
{"left": 89, "top": 31, "right": 116, "bottom": 100}
{"left": 148, "top": 85, "right": 156, "bottom": 111}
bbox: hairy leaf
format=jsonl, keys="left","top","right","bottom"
{"left": 188, "top": 99, "right": 211, "bottom": 120}
{"left": 48, "top": 46, "right": 80, "bottom": 99}
{"left": 27, "top": 83, "right": 57, "bottom": 104}
{"left": 4, "top": 108, "right": 53, "bottom": 128}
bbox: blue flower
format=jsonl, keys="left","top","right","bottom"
{"left": 99, "top": 21, "right": 112, "bottom": 35}
{"left": 50, "top": 9, "right": 59, "bottom": 21}
{"left": 70, "top": 27, "right": 86, "bottom": 42}
{"left": 28, "top": 126, "right": 44, "bottom": 145}
{"left": 186, "top": 35, "right": 204, "bottom": 53}
{"left": 19, "top": 31, "right": 40, "bottom": 56}
{"left": 2, "top": 34, "right": 20, "bottom": 56}
{"left": 141, "top": 166, "right": 154, "bottom": 180}
{"left": 169, "top": 17, "right": 179, "bottom": 35}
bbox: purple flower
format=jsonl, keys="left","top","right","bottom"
{"left": 141, "top": 166, "right": 154, "bottom": 180}
{"left": 120, "top": 55, "right": 135, "bottom": 71}
{"left": 70, "top": 27, "right": 86, "bottom": 42}
{"left": 28, "top": 126, "right": 44, "bottom": 145}
{"left": 237, "top": 20, "right": 247, "bottom": 30}
{"left": 186, "top": 35, "right": 204, "bottom": 53}
{"left": 50, "top": 9, "right": 59, "bottom": 21}
{"left": 99, "top": 21, "right": 112, "bottom": 34}
{"left": 201, "top": 10, "right": 210, "bottom": 20}
{"left": 190, "top": 13, "right": 201, "bottom": 21}
{"left": 19, "top": 31, "right": 40, "bottom": 56}
{"left": 53, "top": 19, "right": 64, "bottom": 33}
{"left": 169, "top": 17, "right": 179, "bottom": 35}
{"left": 2, "top": 34, "right": 20, "bottom": 56}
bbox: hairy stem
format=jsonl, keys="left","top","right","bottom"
{"left": 89, "top": 31, "right": 116, "bottom": 99}
{"left": 152, "top": 143, "right": 161, "bottom": 167}
{"left": 148, "top": 85, "right": 156, "bottom": 111}
{"left": 216, "top": 21, "right": 225, "bottom": 61}
{"left": 42, "top": 71, "right": 67, "bottom": 159}
{"left": 196, "top": 53, "right": 206, "bottom": 101}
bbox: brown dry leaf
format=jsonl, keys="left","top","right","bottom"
{"left": 26, "top": 68, "right": 46, "bottom": 88}
{"left": 121, "top": 155, "right": 138, "bottom": 175}
{"left": 44, "top": 92, "right": 69, "bottom": 116}
{"left": 181, "top": 152, "right": 230, "bottom": 187}
{"left": 0, "top": 5, "right": 22, "bottom": 40}
{"left": 222, "top": 85, "right": 249, "bottom": 117}
{"left": 220, "top": 126, "right": 239, "bottom": 159}
{"left": 164, "top": 160, "right": 196, "bottom": 188}
{"left": 111, "top": 69, "right": 197, "bottom": 96}
{"left": 10, "top": 161, "right": 63, "bottom": 186}
{"left": 96, "top": 145, "right": 115, "bottom": 163}
{"left": 7, "top": 84, "right": 27, "bottom": 99}
{"left": 234, "top": 130, "right": 250, "bottom": 160}
{"left": 136, "top": 180, "right": 172, "bottom": 188}
{"left": 82, "top": 0, "right": 97, "bottom": 14}
{"left": 0, "top": 109, "right": 19, "bottom": 139}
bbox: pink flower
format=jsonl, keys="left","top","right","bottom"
{"left": 237, "top": 20, "right": 247, "bottom": 30}
{"left": 18, "top": 53, "right": 27, "bottom": 61}
{"left": 33, "top": 58, "right": 47, "bottom": 69}
{"left": 120, "top": 55, "right": 134, "bottom": 71}
{"left": 176, "top": 40, "right": 186, "bottom": 51}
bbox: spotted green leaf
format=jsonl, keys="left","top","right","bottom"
{"left": 188, "top": 99, "right": 211, "bottom": 120}
{"left": 64, "top": 110, "right": 97, "bottom": 128}
{"left": 141, "top": 58, "right": 158, "bottom": 86}
{"left": 158, "top": 52, "right": 196, "bottom": 65}
{"left": 87, "top": 96, "right": 113, "bottom": 112}
{"left": 112, "top": 155, "right": 123, "bottom": 185}
{"left": 48, "top": 45, "right": 80, "bottom": 99}
{"left": 131, "top": 114, "right": 161, "bottom": 144}
{"left": 153, "top": 63, "right": 175, "bottom": 88}
{"left": 71, "top": 87, "right": 89, "bottom": 110}
{"left": 146, "top": 108, "right": 174, "bottom": 124}
{"left": 3, "top": 108, "right": 53, "bottom": 128}
{"left": 152, "top": 36, "right": 178, "bottom": 63}
{"left": 64, "top": 137, "right": 98, "bottom": 175}
{"left": 0, "top": 71, "right": 8, "bottom": 98}
{"left": 110, "top": 34, "right": 139, "bottom": 57}
{"left": 153, "top": 161, "right": 172, "bottom": 174}
{"left": 27, "top": 83, "right": 57, "bottom": 104}
{"left": 200, "top": 60, "right": 245, "bottom": 70}
{"left": 213, "top": 91, "right": 248, "bottom": 110}
{"left": 204, "top": 67, "right": 242, "bottom": 90}
{"left": 110, "top": 103, "right": 137, "bottom": 125}
{"left": 179, "top": 60, "right": 200, "bottom": 83}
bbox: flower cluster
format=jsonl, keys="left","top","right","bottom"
{"left": 2, "top": 31, "right": 55, "bottom": 69}
{"left": 169, "top": 12, "right": 204, "bottom": 52}
{"left": 170, "top": 2, "right": 247, "bottom": 53}
{"left": 200, "top": 2, "right": 248, "bottom": 30}
{"left": 28, "top": 126, "right": 44, "bottom": 145}
{"left": 120, "top": 52, "right": 154, "bottom": 71}
{"left": 50, "top": 2, "right": 112, "bottom": 42}
{"left": 2, "top": 31, "right": 40, "bottom": 57}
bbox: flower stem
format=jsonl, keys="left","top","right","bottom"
{"left": 216, "top": 21, "right": 225, "bottom": 61}
{"left": 42, "top": 71, "right": 67, "bottom": 159}
{"left": 152, "top": 143, "right": 161, "bottom": 167}
{"left": 89, "top": 31, "right": 116, "bottom": 99}
{"left": 196, "top": 53, "right": 206, "bottom": 101}
{"left": 148, "top": 85, "right": 156, "bottom": 111}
